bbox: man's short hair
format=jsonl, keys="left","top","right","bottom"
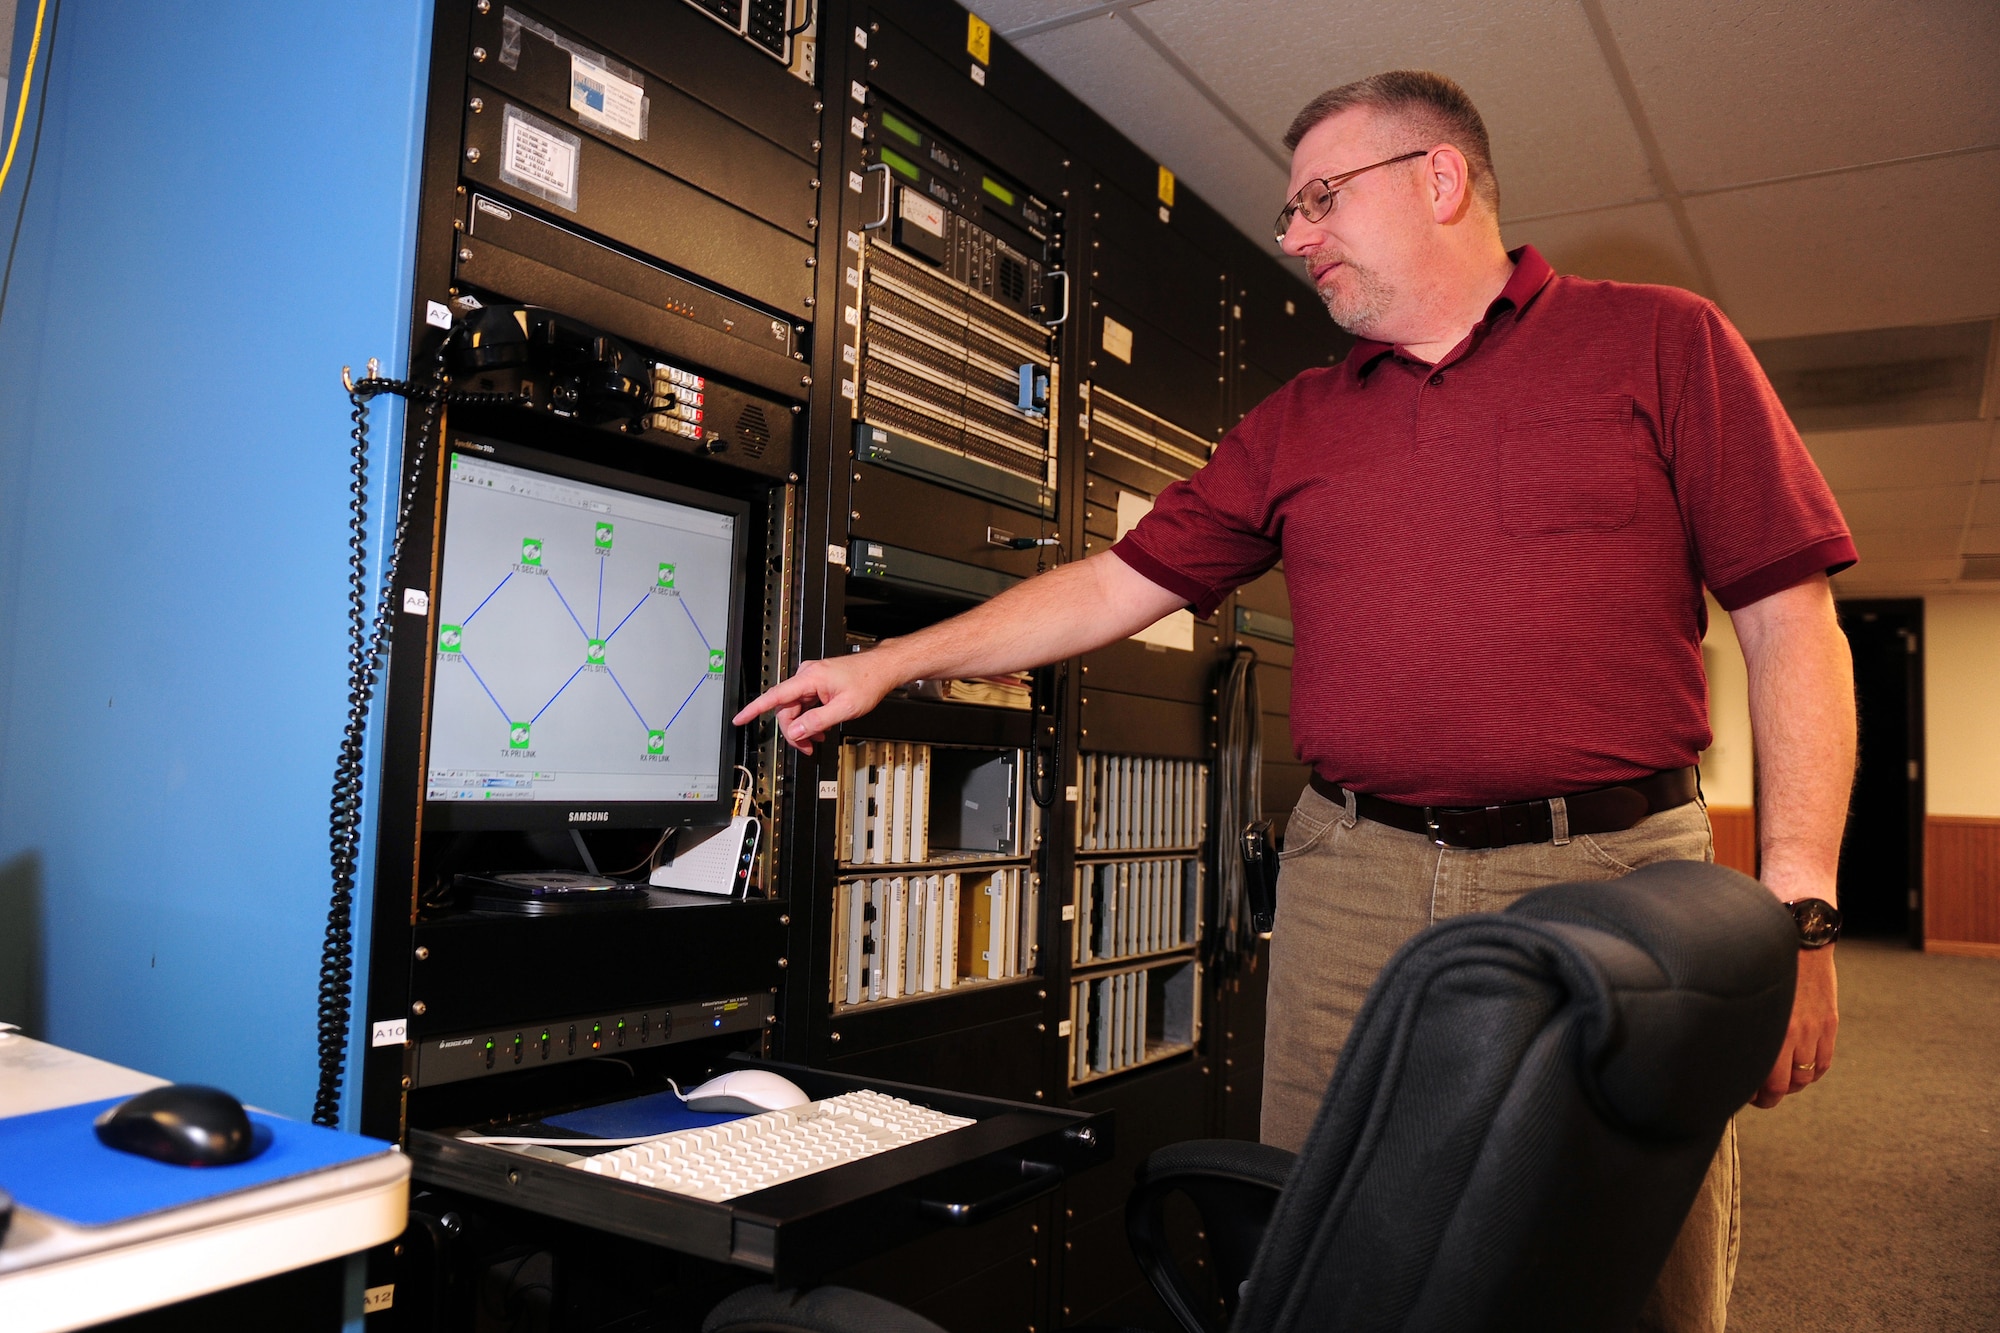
{"left": 1284, "top": 71, "right": 1499, "bottom": 213}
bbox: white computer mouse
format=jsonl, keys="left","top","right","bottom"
{"left": 682, "top": 1069, "right": 811, "bottom": 1114}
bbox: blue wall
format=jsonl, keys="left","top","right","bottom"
{"left": 0, "top": 1, "right": 432, "bottom": 1122}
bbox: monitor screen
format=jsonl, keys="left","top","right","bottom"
{"left": 424, "top": 443, "right": 746, "bottom": 828}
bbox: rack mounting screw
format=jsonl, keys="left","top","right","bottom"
{"left": 830, "top": 1032, "right": 841, "bottom": 1043}
{"left": 468, "top": 97, "right": 483, "bottom": 113}
{"left": 779, "top": 914, "right": 791, "bottom": 925}
{"left": 401, "top": 1076, "right": 412, "bottom": 1089}
{"left": 414, "top": 946, "right": 429, "bottom": 960}
{"left": 472, "top": 45, "right": 487, "bottom": 62}
{"left": 777, "top": 957, "right": 790, "bottom": 968}
{"left": 476, "top": 0, "right": 490, "bottom": 11}
{"left": 459, "top": 248, "right": 473, "bottom": 262}
{"left": 464, "top": 147, "right": 480, "bottom": 163}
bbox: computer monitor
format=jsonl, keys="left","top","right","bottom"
{"left": 423, "top": 437, "right": 750, "bottom": 831}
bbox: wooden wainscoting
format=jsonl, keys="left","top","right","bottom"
{"left": 1707, "top": 805, "right": 1757, "bottom": 878}
{"left": 1925, "top": 816, "right": 2000, "bottom": 956}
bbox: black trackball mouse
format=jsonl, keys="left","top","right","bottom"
{"left": 94, "top": 1084, "right": 264, "bottom": 1166}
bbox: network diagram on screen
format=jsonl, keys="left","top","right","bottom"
{"left": 426, "top": 452, "right": 734, "bottom": 805}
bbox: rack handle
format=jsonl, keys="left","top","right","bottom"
{"left": 862, "top": 162, "right": 893, "bottom": 231}
{"left": 1040, "top": 270, "right": 1071, "bottom": 329}
{"left": 916, "top": 1159, "right": 1063, "bottom": 1225}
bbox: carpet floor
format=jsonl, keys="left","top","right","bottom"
{"left": 1728, "top": 939, "right": 2000, "bottom": 1330}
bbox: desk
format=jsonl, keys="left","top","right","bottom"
{"left": 0, "top": 1033, "right": 409, "bottom": 1333}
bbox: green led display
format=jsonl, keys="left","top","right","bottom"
{"left": 879, "top": 147, "right": 921, "bottom": 181}
{"left": 879, "top": 111, "right": 923, "bottom": 146}
{"left": 981, "top": 176, "right": 1016, "bottom": 207}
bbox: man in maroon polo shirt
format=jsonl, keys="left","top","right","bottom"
{"left": 739, "top": 70, "right": 1856, "bottom": 1331}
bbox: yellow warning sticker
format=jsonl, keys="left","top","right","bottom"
{"left": 1157, "top": 165, "right": 1176, "bottom": 208}
{"left": 968, "top": 13, "right": 991, "bottom": 64}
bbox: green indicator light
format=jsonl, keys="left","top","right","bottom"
{"left": 981, "top": 176, "right": 1016, "bottom": 207}
{"left": 879, "top": 110, "right": 922, "bottom": 146}
{"left": 879, "top": 146, "right": 921, "bottom": 181}
{"left": 484, "top": 1040, "right": 493, "bottom": 1049}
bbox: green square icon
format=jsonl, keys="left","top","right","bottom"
{"left": 586, "top": 639, "right": 607, "bottom": 665}
{"left": 657, "top": 562, "right": 676, "bottom": 588}
{"left": 707, "top": 649, "right": 726, "bottom": 674}
{"left": 594, "top": 522, "right": 614, "bottom": 550}
{"left": 520, "top": 538, "right": 542, "bottom": 566}
{"left": 508, "top": 722, "right": 532, "bottom": 749}
{"left": 646, "top": 729, "right": 666, "bottom": 755}
{"left": 437, "top": 624, "right": 463, "bottom": 653}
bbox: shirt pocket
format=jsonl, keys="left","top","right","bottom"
{"left": 1501, "top": 394, "right": 1639, "bottom": 536}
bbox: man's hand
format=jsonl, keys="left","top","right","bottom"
{"left": 1753, "top": 946, "right": 1837, "bottom": 1109}
{"left": 733, "top": 653, "right": 900, "bottom": 755}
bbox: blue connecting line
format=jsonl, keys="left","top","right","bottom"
{"left": 531, "top": 664, "right": 588, "bottom": 724}
{"left": 458, "top": 653, "right": 513, "bottom": 725}
{"left": 604, "top": 590, "right": 650, "bottom": 644}
{"left": 605, "top": 666, "right": 650, "bottom": 729}
{"left": 462, "top": 570, "right": 513, "bottom": 625}
{"left": 545, "top": 575, "right": 590, "bottom": 640}
{"left": 595, "top": 559, "right": 605, "bottom": 636}
{"left": 678, "top": 596, "right": 711, "bottom": 651}
{"left": 661, "top": 670, "right": 711, "bottom": 733}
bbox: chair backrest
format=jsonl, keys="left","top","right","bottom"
{"left": 1230, "top": 860, "right": 1797, "bottom": 1333}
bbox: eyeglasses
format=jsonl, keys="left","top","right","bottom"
{"left": 1273, "top": 149, "right": 1430, "bottom": 242}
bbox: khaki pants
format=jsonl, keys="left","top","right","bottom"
{"left": 1261, "top": 785, "right": 1741, "bottom": 1333}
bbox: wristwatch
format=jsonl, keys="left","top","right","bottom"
{"left": 1785, "top": 897, "right": 1842, "bottom": 949}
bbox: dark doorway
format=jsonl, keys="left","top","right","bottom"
{"left": 1834, "top": 600, "right": 1925, "bottom": 943}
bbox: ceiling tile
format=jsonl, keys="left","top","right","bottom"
{"left": 1836, "top": 484, "right": 1974, "bottom": 532}
{"left": 1984, "top": 423, "right": 2000, "bottom": 480}
{"left": 1964, "top": 525, "right": 2000, "bottom": 553}
{"left": 983, "top": 0, "right": 1110, "bottom": 34}
{"left": 1600, "top": 0, "right": 2000, "bottom": 193}
{"left": 1014, "top": 14, "right": 1291, "bottom": 251}
{"left": 1851, "top": 529, "right": 1965, "bottom": 561}
{"left": 1802, "top": 420, "right": 1992, "bottom": 492}
{"left": 1685, "top": 149, "right": 2000, "bottom": 339}
{"left": 1134, "top": 0, "right": 1657, "bottom": 219}
{"left": 1504, "top": 201, "right": 1702, "bottom": 293}
{"left": 1832, "top": 557, "right": 1963, "bottom": 587}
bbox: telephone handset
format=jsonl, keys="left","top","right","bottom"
{"left": 453, "top": 302, "right": 654, "bottom": 433}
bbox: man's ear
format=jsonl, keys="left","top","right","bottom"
{"left": 1427, "top": 145, "right": 1474, "bottom": 224}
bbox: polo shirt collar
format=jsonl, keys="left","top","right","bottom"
{"left": 1347, "top": 244, "right": 1556, "bottom": 378}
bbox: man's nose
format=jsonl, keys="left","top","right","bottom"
{"left": 1279, "top": 210, "right": 1323, "bottom": 258}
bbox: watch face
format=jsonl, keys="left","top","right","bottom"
{"left": 1791, "top": 897, "right": 1842, "bottom": 948}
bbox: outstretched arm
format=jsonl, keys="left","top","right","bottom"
{"left": 1729, "top": 573, "right": 1856, "bottom": 1108}
{"left": 734, "top": 550, "right": 1187, "bottom": 752}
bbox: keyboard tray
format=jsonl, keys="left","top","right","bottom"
{"left": 405, "top": 1057, "right": 1114, "bottom": 1281}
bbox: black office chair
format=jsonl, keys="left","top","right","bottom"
{"left": 705, "top": 860, "right": 1797, "bottom": 1333}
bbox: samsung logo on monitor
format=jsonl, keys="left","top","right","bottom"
{"left": 568, "top": 811, "right": 610, "bottom": 823}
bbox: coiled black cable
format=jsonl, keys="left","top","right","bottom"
{"left": 313, "top": 329, "right": 524, "bottom": 1127}
{"left": 1210, "top": 646, "right": 1262, "bottom": 969}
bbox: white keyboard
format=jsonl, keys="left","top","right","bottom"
{"left": 571, "top": 1089, "right": 975, "bottom": 1201}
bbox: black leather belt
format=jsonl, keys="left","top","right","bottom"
{"left": 1308, "top": 767, "right": 1699, "bottom": 850}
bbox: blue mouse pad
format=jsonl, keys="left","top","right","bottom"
{"left": 542, "top": 1090, "right": 746, "bottom": 1139}
{"left": 0, "top": 1097, "right": 394, "bottom": 1228}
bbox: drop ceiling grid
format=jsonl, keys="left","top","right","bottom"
{"left": 1804, "top": 421, "right": 1993, "bottom": 493}
{"left": 1598, "top": 0, "right": 2000, "bottom": 193}
{"left": 1012, "top": 15, "right": 1292, "bottom": 250}
{"left": 1682, "top": 149, "right": 2000, "bottom": 340}
{"left": 978, "top": 0, "right": 1111, "bottom": 32}
{"left": 1131, "top": 0, "right": 1657, "bottom": 222}
{"left": 1501, "top": 200, "right": 1701, "bottom": 292}
{"left": 1836, "top": 484, "right": 1980, "bottom": 534}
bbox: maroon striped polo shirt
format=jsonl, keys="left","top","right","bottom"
{"left": 1111, "top": 245, "right": 1855, "bottom": 806}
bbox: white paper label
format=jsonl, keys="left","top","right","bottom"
{"left": 842, "top": 344, "right": 857, "bottom": 365}
{"left": 970, "top": 64, "right": 986, "bottom": 86}
{"left": 402, "top": 588, "right": 430, "bottom": 616}
{"left": 841, "top": 378, "right": 857, "bottom": 400}
{"left": 500, "top": 106, "right": 579, "bottom": 211}
{"left": 850, "top": 80, "right": 868, "bottom": 104}
{"left": 1114, "top": 489, "right": 1152, "bottom": 540}
{"left": 853, "top": 25, "right": 868, "bottom": 48}
{"left": 1065, "top": 784, "right": 1079, "bottom": 802}
{"left": 425, "top": 300, "right": 452, "bottom": 330}
{"left": 827, "top": 543, "right": 849, "bottom": 567}
{"left": 819, "top": 780, "right": 840, "bottom": 799}
{"left": 845, "top": 266, "right": 861, "bottom": 288}
{"left": 570, "top": 56, "right": 645, "bottom": 139}
{"left": 1158, "top": 205, "right": 1172, "bottom": 224}
{"left": 844, "top": 305, "right": 859, "bottom": 327}
{"left": 846, "top": 229, "right": 862, "bottom": 251}
{"left": 1058, "top": 1019, "right": 1073, "bottom": 1037}
{"left": 371, "top": 1019, "right": 407, "bottom": 1048}
{"left": 363, "top": 1285, "right": 395, "bottom": 1313}
{"left": 1101, "top": 315, "right": 1134, "bottom": 364}
{"left": 901, "top": 188, "right": 946, "bottom": 238}
{"left": 848, "top": 170, "right": 864, "bottom": 193}
{"left": 851, "top": 116, "right": 867, "bottom": 140}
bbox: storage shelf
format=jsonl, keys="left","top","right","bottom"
{"left": 1072, "top": 845, "right": 1202, "bottom": 861}
{"left": 831, "top": 969, "right": 1040, "bottom": 1017}
{"left": 1068, "top": 1040, "right": 1196, "bottom": 1088}
{"left": 837, "top": 852, "right": 1032, "bottom": 873}
{"left": 1070, "top": 944, "right": 1197, "bottom": 979}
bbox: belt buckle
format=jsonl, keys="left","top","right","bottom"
{"left": 1423, "top": 807, "right": 1446, "bottom": 847}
